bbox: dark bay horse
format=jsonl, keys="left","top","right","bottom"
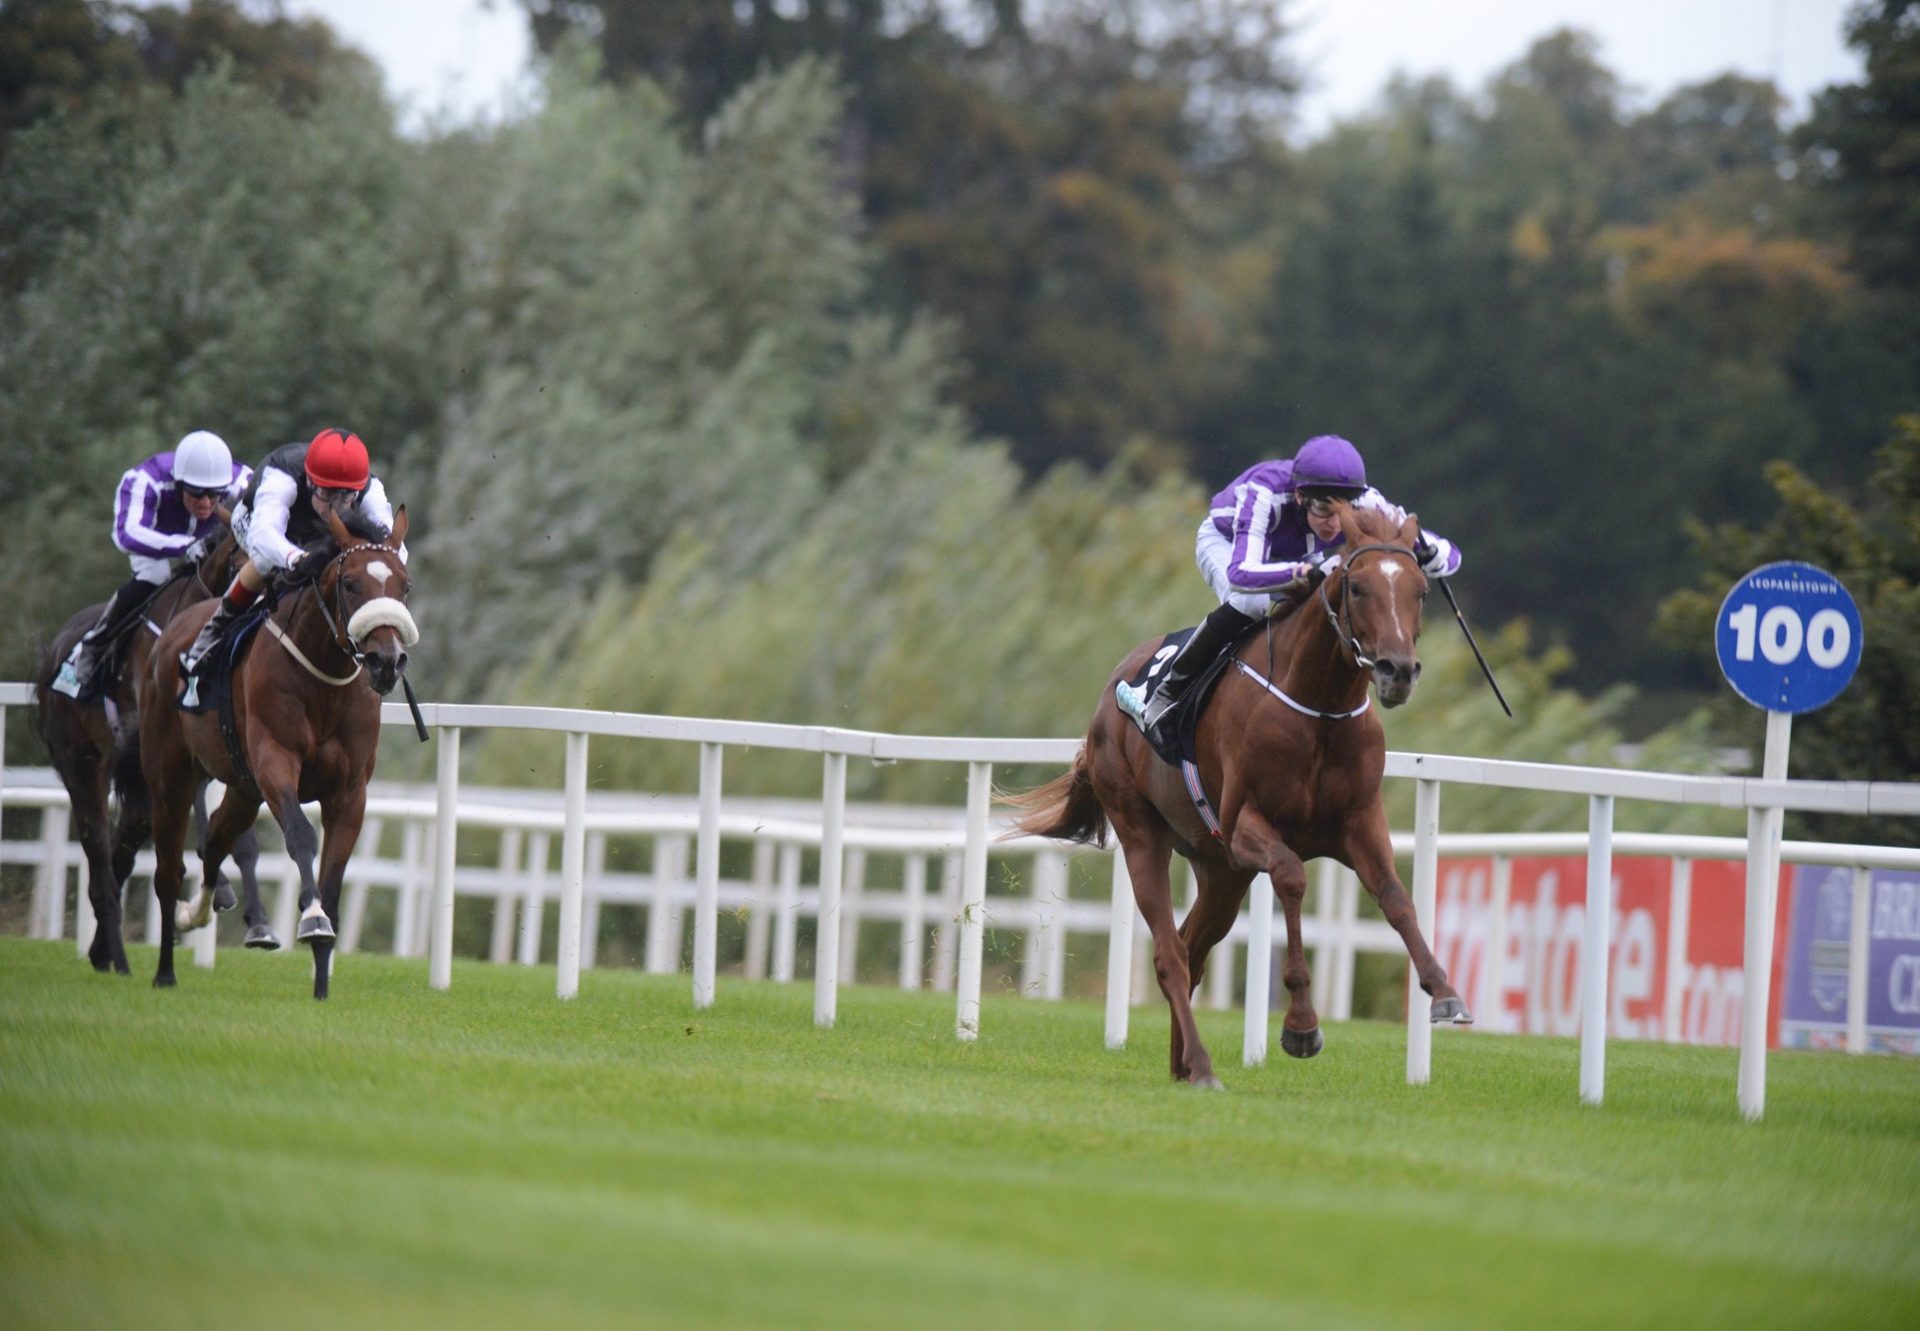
{"left": 141, "top": 506, "right": 416, "bottom": 996}
{"left": 1008, "top": 503, "right": 1470, "bottom": 1087}
{"left": 32, "top": 535, "right": 272, "bottom": 974}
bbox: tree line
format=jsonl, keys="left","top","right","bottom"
{"left": 0, "top": 0, "right": 1915, "bottom": 839}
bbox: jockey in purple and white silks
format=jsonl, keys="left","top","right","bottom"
{"left": 1116, "top": 434, "right": 1461, "bottom": 740}
{"left": 51, "top": 431, "right": 251, "bottom": 699}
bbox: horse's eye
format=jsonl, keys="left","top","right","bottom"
{"left": 344, "top": 577, "right": 359, "bottom": 595}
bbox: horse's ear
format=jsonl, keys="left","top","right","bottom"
{"left": 1399, "top": 511, "right": 1422, "bottom": 547}
{"left": 389, "top": 504, "right": 408, "bottom": 550}
{"left": 324, "top": 505, "right": 354, "bottom": 550}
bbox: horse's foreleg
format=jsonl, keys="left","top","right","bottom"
{"left": 1228, "top": 811, "right": 1321, "bottom": 1057}
{"left": 1124, "top": 838, "right": 1218, "bottom": 1088}
{"left": 309, "top": 786, "right": 367, "bottom": 1000}
{"left": 232, "top": 825, "right": 274, "bottom": 949}
{"left": 61, "top": 754, "right": 123, "bottom": 975}
{"left": 146, "top": 775, "right": 193, "bottom": 991}
{"left": 256, "top": 751, "right": 329, "bottom": 951}
{"left": 190, "top": 784, "right": 236, "bottom": 913}
{"left": 1343, "top": 804, "right": 1470, "bottom": 1024}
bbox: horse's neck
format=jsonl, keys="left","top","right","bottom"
{"left": 1251, "top": 586, "right": 1370, "bottom": 713}
{"left": 276, "top": 581, "right": 357, "bottom": 676}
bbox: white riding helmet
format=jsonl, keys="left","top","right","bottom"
{"left": 171, "top": 430, "right": 233, "bottom": 490}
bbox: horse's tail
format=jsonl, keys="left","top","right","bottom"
{"left": 1000, "top": 745, "right": 1107, "bottom": 848}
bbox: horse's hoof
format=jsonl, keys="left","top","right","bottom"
{"left": 89, "top": 953, "right": 112, "bottom": 974}
{"left": 1430, "top": 997, "right": 1474, "bottom": 1025}
{"left": 244, "top": 925, "right": 282, "bottom": 951}
{"left": 296, "top": 915, "right": 335, "bottom": 944}
{"left": 212, "top": 880, "right": 237, "bottom": 912}
{"left": 153, "top": 973, "right": 176, "bottom": 990}
{"left": 1189, "top": 1074, "right": 1225, "bottom": 1091}
{"left": 1281, "top": 1025, "right": 1325, "bottom": 1059}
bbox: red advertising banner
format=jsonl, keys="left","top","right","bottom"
{"left": 1431, "top": 856, "right": 1792, "bottom": 1046}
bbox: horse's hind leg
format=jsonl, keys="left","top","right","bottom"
{"left": 191, "top": 784, "right": 237, "bottom": 913}
{"left": 64, "top": 752, "right": 127, "bottom": 975}
{"left": 1343, "top": 803, "right": 1470, "bottom": 1024}
{"left": 178, "top": 786, "right": 260, "bottom": 936}
{"left": 1229, "top": 811, "right": 1322, "bottom": 1057}
{"left": 1180, "top": 859, "right": 1252, "bottom": 1005}
{"left": 145, "top": 772, "right": 193, "bottom": 990}
{"left": 1121, "top": 832, "right": 1219, "bottom": 1088}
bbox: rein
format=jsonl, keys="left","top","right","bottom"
{"left": 271, "top": 540, "right": 410, "bottom": 687}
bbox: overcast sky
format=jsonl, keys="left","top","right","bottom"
{"left": 278, "top": 0, "right": 1865, "bottom": 133}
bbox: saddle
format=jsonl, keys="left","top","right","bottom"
{"left": 1125, "top": 620, "right": 1263, "bottom": 767}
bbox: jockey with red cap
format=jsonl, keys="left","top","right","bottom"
{"left": 179, "top": 428, "right": 404, "bottom": 679}
{"left": 50, "top": 431, "right": 252, "bottom": 698}
{"left": 1116, "top": 434, "right": 1460, "bottom": 740}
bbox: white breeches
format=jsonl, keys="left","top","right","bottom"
{"left": 129, "top": 555, "right": 172, "bottom": 586}
{"left": 1194, "top": 519, "right": 1272, "bottom": 619}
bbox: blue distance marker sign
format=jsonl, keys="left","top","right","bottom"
{"left": 1715, "top": 561, "right": 1863, "bottom": 713}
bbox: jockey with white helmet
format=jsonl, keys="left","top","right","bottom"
{"left": 179, "top": 427, "right": 403, "bottom": 678}
{"left": 1116, "top": 434, "right": 1461, "bottom": 740}
{"left": 51, "top": 431, "right": 251, "bottom": 698}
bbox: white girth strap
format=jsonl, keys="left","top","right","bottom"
{"left": 1234, "top": 660, "right": 1371, "bottom": 720}
{"left": 265, "top": 618, "right": 362, "bottom": 687}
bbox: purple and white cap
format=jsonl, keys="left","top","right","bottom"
{"left": 1291, "top": 435, "right": 1367, "bottom": 495}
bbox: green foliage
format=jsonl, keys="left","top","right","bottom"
{"left": 1658, "top": 415, "right": 1920, "bottom": 844}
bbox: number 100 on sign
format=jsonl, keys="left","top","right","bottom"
{"left": 1715, "top": 562, "right": 1863, "bottom": 714}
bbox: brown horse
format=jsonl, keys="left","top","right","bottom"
{"left": 1007, "top": 503, "right": 1470, "bottom": 1086}
{"left": 32, "top": 535, "right": 273, "bottom": 974}
{"left": 140, "top": 506, "right": 416, "bottom": 996}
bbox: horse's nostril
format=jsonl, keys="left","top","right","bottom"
{"left": 395, "top": 652, "right": 409, "bottom": 675}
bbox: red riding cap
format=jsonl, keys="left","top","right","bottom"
{"left": 305, "top": 428, "right": 370, "bottom": 490}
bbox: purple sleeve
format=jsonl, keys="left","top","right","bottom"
{"left": 112, "top": 466, "right": 192, "bottom": 559}
{"left": 1226, "top": 484, "right": 1313, "bottom": 593}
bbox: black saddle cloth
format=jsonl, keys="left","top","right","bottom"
{"left": 178, "top": 608, "right": 268, "bottom": 716}
{"left": 1125, "top": 621, "right": 1263, "bottom": 766}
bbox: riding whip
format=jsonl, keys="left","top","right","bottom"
{"left": 400, "top": 673, "right": 431, "bottom": 742}
{"left": 1437, "top": 577, "right": 1513, "bottom": 718}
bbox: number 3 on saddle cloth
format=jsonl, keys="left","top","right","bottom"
{"left": 1123, "top": 622, "right": 1260, "bottom": 841}
{"left": 178, "top": 607, "right": 270, "bottom": 789}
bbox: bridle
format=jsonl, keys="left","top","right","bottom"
{"left": 1317, "top": 542, "right": 1422, "bottom": 670}
{"left": 281, "top": 540, "right": 411, "bottom": 682}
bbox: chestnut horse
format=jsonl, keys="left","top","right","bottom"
{"left": 33, "top": 535, "right": 272, "bottom": 974}
{"left": 1007, "top": 503, "right": 1470, "bottom": 1086}
{"left": 141, "top": 506, "right": 417, "bottom": 996}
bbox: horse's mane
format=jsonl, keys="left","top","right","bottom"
{"left": 1344, "top": 502, "right": 1409, "bottom": 544}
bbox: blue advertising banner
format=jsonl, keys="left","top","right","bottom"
{"left": 1780, "top": 866, "right": 1920, "bottom": 1054}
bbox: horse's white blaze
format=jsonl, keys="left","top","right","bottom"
{"left": 347, "top": 597, "right": 420, "bottom": 647}
{"left": 1380, "top": 562, "right": 1408, "bottom": 643}
{"left": 367, "top": 559, "right": 394, "bottom": 584}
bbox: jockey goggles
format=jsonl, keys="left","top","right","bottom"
{"left": 1301, "top": 493, "right": 1340, "bottom": 518}
{"left": 179, "top": 482, "right": 224, "bottom": 501}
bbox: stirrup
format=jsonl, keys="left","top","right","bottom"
{"left": 1115, "top": 681, "right": 1151, "bottom": 727}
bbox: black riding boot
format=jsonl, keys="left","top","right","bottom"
{"left": 52, "top": 577, "right": 157, "bottom": 698}
{"left": 1141, "top": 601, "right": 1259, "bottom": 730}
{"left": 180, "top": 595, "right": 245, "bottom": 677}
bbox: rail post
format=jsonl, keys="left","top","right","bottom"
{"left": 955, "top": 760, "right": 991, "bottom": 1041}
{"left": 814, "top": 750, "right": 848, "bottom": 1027}
{"left": 1847, "top": 863, "right": 1871, "bottom": 1053}
{"left": 428, "top": 726, "right": 460, "bottom": 990}
{"left": 1407, "top": 778, "right": 1440, "bottom": 1084}
{"left": 1739, "top": 710, "right": 1791, "bottom": 1120}
{"left": 692, "top": 741, "right": 723, "bottom": 1009}
{"left": 1104, "top": 843, "right": 1132, "bottom": 1049}
{"left": 1243, "top": 873, "right": 1274, "bottom": 1066}
{"left": 1579, "top": 794, "right": 1615, "bottom": 1104}
{"left": 556, "top": 730, "right": 588, "bottom": 1000}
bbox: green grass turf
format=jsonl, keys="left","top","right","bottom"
{"left": 2, "top": 938, "right": 1917, "bottom": 1331}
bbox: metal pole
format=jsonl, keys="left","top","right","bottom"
{"left": 1579, "top": 794, "right": 1615, "bottom": 1105}
{"left": 1847, "top": 864, "right": 1871, "bottom": 1054}
{"left": 814, "top": 751, "right": 848, "bottom": 1028}
{"left": 556, "top": 731, "right": 588, "bottom": 1000}
{"left": 955, "top": 760, "right": 991, "bottom": 1041}
{"left": 692, "top": 742, "right": 723, "bottom": 1009}
{"left": 1406, "top": 778, "right": 1440, "bottom": 1084}
{"left": 1738, "top": 710, "right": 1790, "bottom": 1121}
{"left": 428, "top": 726, "right": 460, "bottom": 991}
{"left": 1243, "top": 872, "right": 1274, "bottom": 1066}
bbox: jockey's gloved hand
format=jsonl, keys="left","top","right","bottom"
{"left": 1416, "top": 536, "right": 1454, "bottom": 577}
{"left": 181, "top": 535, "right": 212, "bottom": 564}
